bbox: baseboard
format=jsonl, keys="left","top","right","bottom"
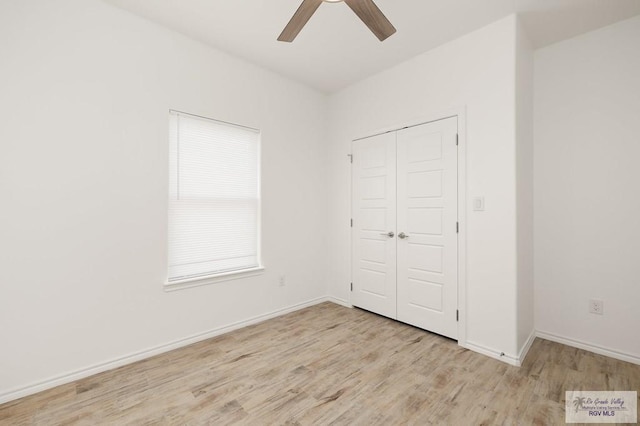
{"left": 463, "top": 330, "right": 535, "bottom": 368}
{"left": 327, "top": 296, "right": 351, "bottom": 308}
{"left": 536, "top": 330, "right": 640, "bottom": 366}
{"left": 0, "top": 296, "right": 330, "bottom": 405}
{"left": 463, "top": 341, "right": 520, "bottom": 366}
{"left": 517, "top": 329, "right": 536, "bottom": 366}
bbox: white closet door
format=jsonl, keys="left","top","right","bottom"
{"left": 351, "top": 132, "right": 397, "bottom": 319}
{"left": 396, "top": 117, "right": 458, "bottom": 339}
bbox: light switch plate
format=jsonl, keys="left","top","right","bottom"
{"left": 473, "top": 197, "right": 485, "bottom": 211}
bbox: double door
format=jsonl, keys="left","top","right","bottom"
{"left": 351, "top": 117, "right": 458, "bottom": 339}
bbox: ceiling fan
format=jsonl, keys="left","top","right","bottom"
{"left": 278, "top": 0, "right": 396, "bottom": 42}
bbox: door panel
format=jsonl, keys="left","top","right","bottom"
{"left": 396, "top": 117, "right": 458, "bottom": 339}
{"left": 351, "top": 132, "right": 397, "bottom": 318}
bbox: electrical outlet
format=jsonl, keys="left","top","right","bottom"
{"left": 473, "top": 196, "right": 485, "bottom": 211}
{"left": 589, "top": 299, "right": 604, "bottom": 315}
{"left": 279, "top": 275, "right": 286, "bottom": 287}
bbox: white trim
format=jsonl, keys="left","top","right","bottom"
{"left": 348, "top": 135, "right": 357, "bottom": 310}
{"left": 517, "top": 329, "right": 536, "bottom": 366}
{"left": 0, "top": 296, "right": 329, "bottom": 405}
{"left": 164, "top": 266, "right": 265, "bottom": 292}
{"left": 327, "top": 296, "right": 352, "bottom": 308}
{"left": 350, "top": 106, "right": 467, "bottom": 143}
{"left": 463, "top": 329, "right": 535, "bottom": 367}
{"left": 9, "top": 299, "right": 638, "bottom": 405}
{"left": 347, "top": 106, "right": 468, "bottom": 347}
{"left": 169, "top": 109, "right": 260, "bottom": 132}
{"left": 536, "top": 330, "right": 640, "bottom": 366}
{"left": 455, "top": 107, "right": 467, "bottom": 347}
{"left": 463, "top": 340, "right": 520, "bottom": 366}
{"left": 167, "top": 110, "right": 263, "bottom": 288}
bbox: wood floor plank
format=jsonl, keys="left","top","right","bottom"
{"left": 1, "top": 302, "right": 639, "bottom": 425}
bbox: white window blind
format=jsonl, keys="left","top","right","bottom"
{"left": 168, "top": 111, "right": 261, "bottom": 282}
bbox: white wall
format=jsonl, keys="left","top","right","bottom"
{"left": 515, "top": 19, "right": 535, "bottom": 354}
{"left": 11, "top": 0, "right": 637, "bottom": 403}
{"left": 0, "top": 0, "right": 328, "bottom": 401}
{"left": 534, "top": 15, "right": 640, "bottom": 361}
{"left": 326, "top": 16, "right": 523, "bottom": 359}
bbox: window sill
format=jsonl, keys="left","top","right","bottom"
{"left": 164, "top": 266, "right": 265, "bottom": 292}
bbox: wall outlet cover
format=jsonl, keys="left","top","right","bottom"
{"left": 473, "top": 196, "right": 485, "bottom": 211}
{"left": 589, "top": 299, "right": 604, "bottom": 315}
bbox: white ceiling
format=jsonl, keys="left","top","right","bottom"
{"left": 104, "top": 0, "right": 640, "bottom": 93}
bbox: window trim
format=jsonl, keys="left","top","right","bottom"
{"left": 164, "top": 266, "right": 265, "bottom": 292}
{"left": 166, "top": 110, "right": 263, "bottom": 290}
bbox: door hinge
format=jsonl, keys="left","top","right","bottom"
{"left": 456, "top": 222, "right": 459, "bottom": 233}
{"left": 350, "top": 282, "right": 353, "bottom": 292}
{"left": 348, "top": 154, "right": 353, "bottom": 163}
{"left": 350, "top": 218, "right": 353, "bottom": 227}
{"left": 456, "top": 134, "right": 459, "bottom": 146}
{"left": 456, "top": 310, "right": 459, "bottom": 322}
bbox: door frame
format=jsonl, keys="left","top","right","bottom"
{"left": 348, "top": 106, "right": 468, "bottom": 347}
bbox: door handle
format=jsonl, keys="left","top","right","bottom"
{"left": 398, "top": 232, "right": 409, "bottom": 239}
{"left": 380, "top": 231, "right": 395, "bottom": 238}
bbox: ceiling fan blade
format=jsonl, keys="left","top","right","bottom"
{"left": 343, "top": 0, "right": 396, "bottom": 41}
{"left": 278, "top": 0, "right": 324, "bottom": 42}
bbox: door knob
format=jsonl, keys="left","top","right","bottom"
{"left": 380, "top": 231, "right": 395, "bottom": 238}
{"left": 398, "top": 232, "right": 409, "bottom": 239}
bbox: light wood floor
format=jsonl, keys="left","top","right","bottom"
{"left": 1, "top": 302, "right": 639, "bottom": 425}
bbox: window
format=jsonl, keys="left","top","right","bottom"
{"left": 167, "top": 111, "right": 261, "bottom": 285}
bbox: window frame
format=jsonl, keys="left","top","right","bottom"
{"left": 165, "top": 110, "right": 264, "bottom": 291}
